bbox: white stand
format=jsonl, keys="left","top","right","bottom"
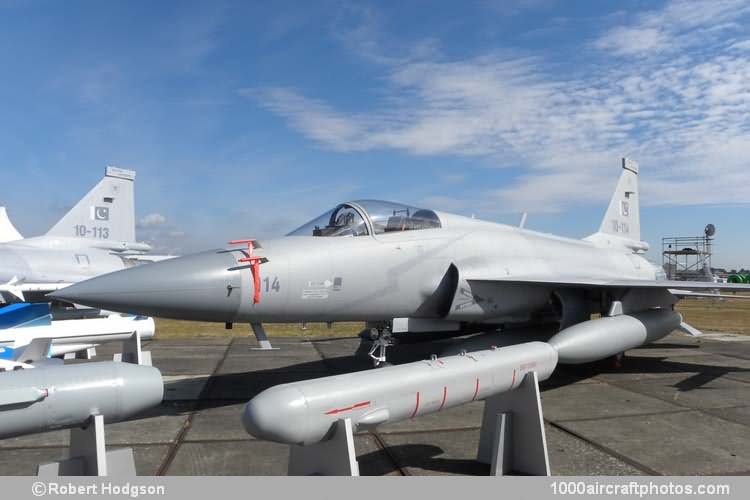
{"left": 477, "top": 371, "right": 550, "bottom": 476}
{"left": 250, "top": 323, "right": 279, "bottom": 351}
{"left": 288, "top": 418, "right": 359, "bottom": 476}
{"left": 64, "top": 347, "right": 97, "bottom": 360}
{"left": 114, "top": 331, "right": 152, "bottom": 366}
{"left": 37, "top": 415, "right": 137, "bottom": 476}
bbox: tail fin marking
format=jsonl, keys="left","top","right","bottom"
{"left": 45, "top": 166, "right": 136, "bottom": 243}
{"left": 585, "top": 158, "right": 647, "bottom": 252}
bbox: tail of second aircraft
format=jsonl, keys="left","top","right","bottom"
{"left": 46, "top": 166, "right": 136, "bottom": 243}
{"left": 0, "top": 207, "right": 23, "bottom": 243}
{"left": 584, "top": 158, "right": 648, "bottom": 252}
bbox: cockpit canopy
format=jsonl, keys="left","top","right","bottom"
{"left": 288, "top": 200, "right": 442, "bottom": 237}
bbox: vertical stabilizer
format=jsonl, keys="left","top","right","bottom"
{"left": 599, "top": 158, "right": 640, "bottom": 241}
{"left": 46, "top": 167, "right": 136, "bottom": 243}
{"left": 0, "top": 207, "right": 23, "bottom": 242}
{"left": 585, "top": 158, "right": 647, "bottom": 251}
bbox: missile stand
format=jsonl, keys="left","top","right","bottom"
{"left": 288, "top": 419, "right": 359, "bottom": 476}
{"left": 284, "top": 371, "right": 549, "bottom": 476}
{"left": 114, "top": 330, "right": 153, "bottom": 365}
{"left": 477, "top": 371, "right": 550, "bottom": 475}
{"left": 37, "top": 415, "right": 136, "bottom": 476}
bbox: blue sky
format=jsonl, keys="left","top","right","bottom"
{"left": 1, "top": 0, "right": 749, "bottom": 269}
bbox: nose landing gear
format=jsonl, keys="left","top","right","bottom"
{"left": 359, "top": 326, "right": 394, "bottom": 367}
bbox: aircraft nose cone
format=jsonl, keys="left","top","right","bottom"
{"left": 50, "top": 249, "right": 243, "bottom": 321}
{"left": 242, "top": 385, "right": 309, "bottom": 445}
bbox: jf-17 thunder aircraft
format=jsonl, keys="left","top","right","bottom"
{"left": 54, "top": 158, "right": 750, "bottom": 367}
{"left": 0, "top": 166, "right": 167, "bottom": 304}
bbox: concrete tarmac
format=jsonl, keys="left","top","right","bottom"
{"left": 2, "top": 331, "right": 750, "bottom": 476}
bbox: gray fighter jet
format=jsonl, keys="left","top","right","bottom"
{"left": 52, "top": 159, "right": 750, "bottom": 364}
{"left": 0, "top": 167, "right": 162, "bottom": 303}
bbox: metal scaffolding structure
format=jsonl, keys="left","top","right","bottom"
{"left": 661, "top": 225, "right": 715, "bottom": 281}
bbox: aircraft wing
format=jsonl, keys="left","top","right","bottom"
{"left": 0, "top": 280, "right": 70, "bottom": 302}
{"left": 121, "top": 254, "right": 177, "bottom": 263}
{"left": 668, "top": 289, "right": 750, "bottom": 299}
{"left": 11, "top": 338, "right": 53, "bottom": 364}
{"left": 467, "top": 276, "right": 750, "bottom": 294}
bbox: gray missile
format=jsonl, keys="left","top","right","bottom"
{"left": 444, "top": 310, "right": 682, "bottom": 364}
{"left": 547, "top": 309, "right": 682, "bottom": 364}
{"left": 0, "top": 362, "right": 163, "bottom": 439}
{"left": 441, "top": 330, "right": 555, "bottom": 357}
{"left": 242, "top": 341, "right": 558, "bottom": 445}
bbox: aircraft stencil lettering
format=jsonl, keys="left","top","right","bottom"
{"left": 611, "top": 219, "right": 629, "bottom": 234}
{"left": 263, "top": 276, "right": 280, "bottom": 293}
{"left": 74, "top": 225, "right": 110, "bottom": 239}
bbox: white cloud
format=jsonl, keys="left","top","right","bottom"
{"left": 594, "top": 0, "right": 750, "bottom": 56}
{"left": 244, "top": 88, "right": 370, "bottom": 151}
{"left": 330, "top": 4, "right": 441, "bottom": 66}
{"left": 248, "top": 0, "right": 750, "bottom": 213}
{"left": 139, "top": 213, "right": 167, "bottom": 227}
{"left": 594, "top": 27, "right": 669, "bottom": 56}
{"left": 135, "top": 213, "right": 192, "bottom": 254}
{"left": 729, "top": 39, "right": 750, "bottom": 51}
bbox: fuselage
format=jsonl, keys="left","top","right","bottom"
{"left": 0, "top": 236, "right": 133, "bottom": 284}
{"left": 49, "top": 205, "right": 660, "bottom": 326}
{"left": 235, "top": 211, "right": 657, "bottom": 322}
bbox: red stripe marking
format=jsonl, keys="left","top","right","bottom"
{"left": 511, "top": 368, "right": 517, "bottom": 387}
{"left": 251, "top": 261, "right": 261, "bottom": 304}
{"left": 229, "top": 239, "right": 263, "bottom": 304}
{"left": 410, "top": 392, "right": 421, "bottom": 418}
{"left": 438, "top": 386, "right": 448, "bottom": 411}
{"left": 471, "top": 378, "right": 480, "bottom": 401}
{"left": 325, "top": 400, "right": 371, "bottom": 415}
